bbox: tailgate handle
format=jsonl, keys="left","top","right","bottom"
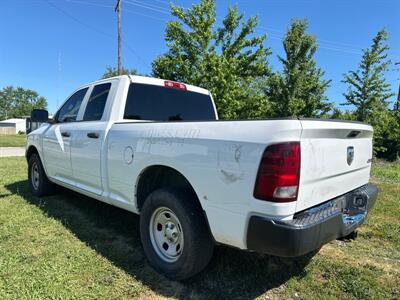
{"left": 347, "top": 130, "right": 361, "bottom": 138}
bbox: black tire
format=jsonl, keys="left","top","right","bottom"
{"left": 140, "top": 188, "right": 214, "bottom": 280}
{"left": 28, "top": 153, "right": 56, "bottom": 196}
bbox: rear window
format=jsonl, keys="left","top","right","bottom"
{"left": 123, "top": 83, "right": 216, "bottom": 121}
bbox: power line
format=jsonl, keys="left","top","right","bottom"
{"left": 264, "top": 32, "right": 363, "bottom": 56}
{"left": 122, "top": 0, "right": 370, "bottom": 56}
{"left": 60, "top": 0, "right": 400, "bottom": 59}
{"left": 138, "top": 0, "right": 368, "bottom": 55}
{"left": 67, "top": 0, "right": 400, "bottom": 59}
{"left": 125, "top": 0, "right": 170, "bottom": 12}
{"left": 259, "top": 25, "right": 365, "bottom": 51}
{"left": 152, "top": 0, "right": 171, "bottom": 7}
{"left": 124, "top": 9, "right": 168, "bottom": 22}
{"left": 63, "top": 0, "right": 169, "bottom": 22}
{"left": 45, "top": 0, "right": 147, "bottom": 66}
{"left": 45, "top": 0, "right": 114, "bottom": 39}
{"left": 123, "top": 0, "right": 170, "bottom": 15}
{"left": 64, "top": 0, "right": 113, "bottom": 9}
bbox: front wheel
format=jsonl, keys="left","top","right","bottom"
{"left": 140, "top": 188, "right": 214, "bottom": 280}
{"left": 28, "top": 153, "right": 56, "bottom": 196}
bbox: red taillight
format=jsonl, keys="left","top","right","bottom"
{"left": 164, "top": 80, "right": 187, "bottom": 90}
{"left": 254, "top": 142, "right": 300, "bottom": 202}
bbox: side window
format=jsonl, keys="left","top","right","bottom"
{"left": 83, "top": 83, "right": 111, "bottom": 121}
{"left": 56, "top": 88, "right": 88, "bottom": 123}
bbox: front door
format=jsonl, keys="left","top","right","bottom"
{"left": 42, "top": 87, "right": 89, "bottom": 185}
{"left": 70, "top": 83, "right": 112, "bottom": 195}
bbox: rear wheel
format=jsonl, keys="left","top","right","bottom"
{"left": 140, "top": 188, "right": 214, "bottom": 280}
{"left": 149, "top": 206, "right": 184, "bottom": 263}
{"left": 28, "top": 153, "right": 56, "bottom": 196}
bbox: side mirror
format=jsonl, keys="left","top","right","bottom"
{"left": 31, "top": 109, "right": 49, "bottom": 122}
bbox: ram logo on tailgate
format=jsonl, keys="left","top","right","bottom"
{"left": 347, "top": 146, "right": 354, "bottom": 166}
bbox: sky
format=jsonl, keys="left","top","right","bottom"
{"left": 0, "top": 0, "right": 399, "bottom": 114}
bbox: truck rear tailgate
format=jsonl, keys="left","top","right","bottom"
{"left": 296, "top": 120, "right": 373, "bottom": 212}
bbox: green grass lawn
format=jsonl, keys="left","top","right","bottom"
{"left": 0, "top": 134, "right": 26, "bottom": 147}
{"left": 0, "top": 157, "right": 399, "bottom": 299}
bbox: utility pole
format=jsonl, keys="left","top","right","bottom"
{"left": 115, "top": 0, "right": 122, "bottom": 76}
{"left": 395, "top": 62, "right": 400, "bottom": 111}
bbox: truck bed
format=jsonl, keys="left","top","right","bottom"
{"left": 106, "top": 118, "right": 372, "bottom": 248}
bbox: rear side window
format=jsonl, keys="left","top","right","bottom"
{"left": 83, "top": 83, "right": 111, "bottom": 121}
{"left": 124, "top": 83, "right": 216, "bottom": 121}
{"left": 56, "top": 88, "right": 88, "bottom": 123}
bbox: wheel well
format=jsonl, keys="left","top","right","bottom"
{"left": 26, "top": 146, "right": 38, "bottom": 162}
{"left": 136, "top": 165, "right": 201, "bottom": 212}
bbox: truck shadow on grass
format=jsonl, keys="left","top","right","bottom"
{"left": 6, "top": 180, "right": 315, "bottom": 299}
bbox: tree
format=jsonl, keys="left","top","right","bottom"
{"left": 342, "top": 30, "right": 395, "bottom": 156}
{"left": 264, "top": 19, "right": 331, "bottom": 118}
{"left": 342, "top": 30, "right": 394, "bottom": 121}
{"left": 152, "top": 0, "right": 271, "bottom": 119}
{"left": 383, "top": 110, "right": 400, "bottom": 160}
{"left": 101, "top": 66, "right": 138, "bottom": 79}
{"left": 329, "top": 107, "right": 356, "bottom": 120}
{"left": 0, "top": 86, "right": 47, "bottom": 120}
{"left": 373, "top": 106, "right": 400, "bottom": 160}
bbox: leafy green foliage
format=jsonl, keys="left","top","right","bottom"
{"left": 376, "top": 110, "right": 400, "bottom": 160}
{"left": 101, "top": 66, "right": 138, "bottom": 79}
{"left": 152, "top": 2, "right": 397, "bottom": 160}
{"left": 264, "top": 19, "right": 332, "bottom": 117}
{"left": 342, "top": 30, "right": 394, "bottom": 121}
{"left": 342, "top": 30, "right": 397, "bottom": 157}
{"left": 152, "top": 0, "right": 271, "bottom": 119}
{"left": 0, "top": 86, "right": 47, "bottom": 120}
{"left": 329, "top": 108, "right": 357, "bottom": 120}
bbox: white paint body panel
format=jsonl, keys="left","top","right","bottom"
{"left": 107, "top": 120, "right": 302, "bottom": 248}
{"left": 70, "top": 121, "right": 107, "bottom": 195}
{"left": 26, "top": 75, "right": 374, "bottom": 250}
{"left": 42, "top": 123, "right": 76, "bottom": 185}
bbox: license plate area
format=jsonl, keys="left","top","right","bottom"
{"left": 341, "top": 191, "right": 368, "bottom": 226}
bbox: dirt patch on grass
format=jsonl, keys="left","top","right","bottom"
{"left": 320, "top": 243, "right": 400, "bottom": 274}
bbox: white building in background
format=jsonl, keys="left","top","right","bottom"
{"left": 0, "top": 118, "right": 26, "bottom": 134}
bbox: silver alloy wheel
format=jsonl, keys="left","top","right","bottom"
{"left": 149, "top": 206, "right": 184, "bottom": 263}
{"left": 31, "top": 161, "right": 40, "bottom": 191}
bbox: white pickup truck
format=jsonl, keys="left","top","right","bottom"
{"left": 27, "top": 75, "right": 378, "bottom": 280}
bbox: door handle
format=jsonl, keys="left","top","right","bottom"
{"left": 87, "top": 132, "right": 99, "bottom": 139}
{"left": 61, "top": 132, "right": 70, "bottom": 137}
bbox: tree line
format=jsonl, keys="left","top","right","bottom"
{"left": 150, "top": 0, "right": 399, "bottom": 160}
{"left": 0, "top": 0, "right": 398, "bottom": 160}
{"left": 0, "top": 87, "right": 47, "bottom": 121}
